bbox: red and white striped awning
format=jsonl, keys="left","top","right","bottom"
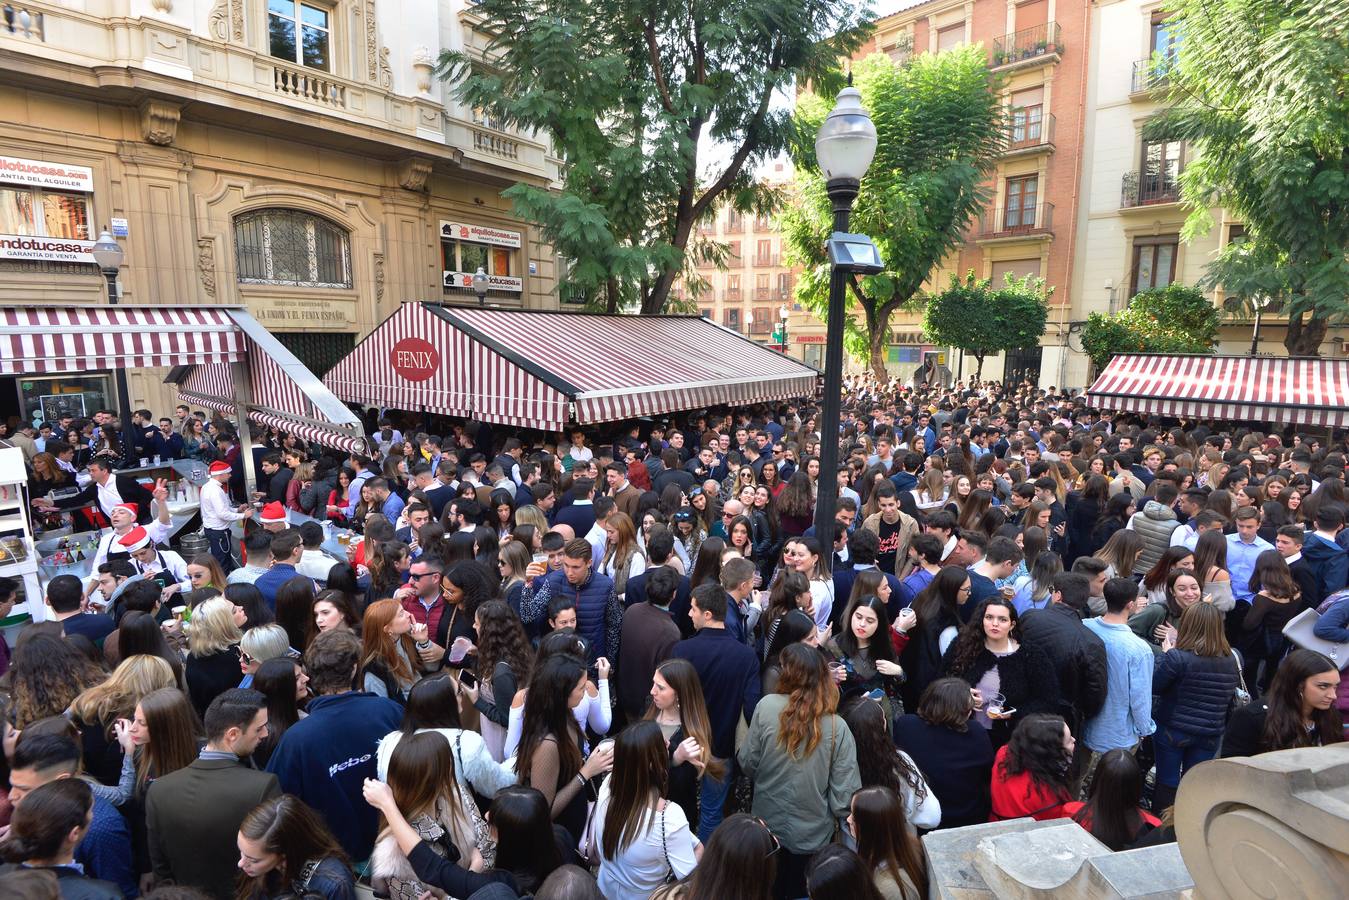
{"left": 323, "top": 303, "right": 819, "bottom": 432}
{"left": 1087, "top": 354, "right": 1349, "bottom": 427}
{"left": 0, "top": 303, "right": 367, "bottom": 454}
{"left": 1, "top": 305, "right": 243, "bottom": 373}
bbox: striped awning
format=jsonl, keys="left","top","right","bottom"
{"left": 0, "top": 303, "right": 367, "bottom": 454}
{"left": 1086, "top": 354, "right": 1349, "bottom": 427}
{"left": 1, "top": 305, "right": 243, "bottom": 373}
{"left": 323, "top": 303, "right": 819, "bottom": 432}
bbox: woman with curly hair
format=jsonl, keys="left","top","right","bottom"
{"left": 839, "top": 696, "right": 939, "bottom": 833}
{"left": 69, "top": 655, "right": 178, "bottom": 786}
{"left": 739, "top": 643, "right": 861, "bottom": 900}
{"left": 9, "top": 630, "right": 105, "bottom": 729}
{"left": 466, "top": 600, "right": 533, "bottom": 762}
{"left": 359, "top": 599, "right": 423, "bottom": 702}
{"left": 988, "top": 713, "right": 1075, "bottom": 822}
{"left": 941, "top": 598, "right": 1059, "bottom": 748}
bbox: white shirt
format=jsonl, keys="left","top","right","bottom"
{"left": 91, "top": 520, "right": 171, "bottom": 570}
{"left": 94, "top": 478, "right": 124, "bottom": 518}
{"left": 296, "top": 548, "right": 338, "bottom": 584}
{"left": 201, "top": 478, "right": 248, "bottom": 530}
{"left": 593, "top": 783, "right": 697, "bottom": 900}
{"left": 137, "top": 548, "right": 190, "bottom": 589}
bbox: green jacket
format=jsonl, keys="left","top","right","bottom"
{"left": 737, "top": 693, "right": 860, "bottom": 853}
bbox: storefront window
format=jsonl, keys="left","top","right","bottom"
{"left": 16, "top": 374, "right": 113, "bottom": 428}
{"left": 0, "top": 187, "right": 89, "bottom": 239}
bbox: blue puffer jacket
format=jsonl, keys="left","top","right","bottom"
{"left": 1152, "top": 648, "right": 1241, "bottom": 737}
{"left": 520, "top": 567, "right": 621, "bottom": 663}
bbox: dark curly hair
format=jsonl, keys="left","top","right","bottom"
{"left": 444, "top": 560, "right": 496, "bottom": 619}
{"left": 475, "top": 600, "right": 533, "bottom": 685}
{"left": 999, "top": 713, "right": 1071, "bottom": 805}
{"left": 944, "top": 597, "right": 1021, "bottom": 680}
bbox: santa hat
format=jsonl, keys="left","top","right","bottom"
{"left": 208, "top": 460, "right": 232, "bottom": 478}
{"left": 111, "top": 502, "right": 138, "bottom": 518}
{"left": 259, "top": 502, "right": 287, "bottom": 524}
{"left": 117, "top": 526, "right": 153, "bottom": 554}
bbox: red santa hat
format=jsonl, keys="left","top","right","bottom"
{"left": 259, "top": 502, "right": 287, "bottom": 524}
{"left": 111, "top": 502, "right": 138, "bottom": 518}
{"left": 117, "top": 525, "right": 153, "bottom": 554}
{"left": 208, "top": 460, "right": 232, "bottom": 478}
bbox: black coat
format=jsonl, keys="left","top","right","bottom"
{"left": 942, "top": 639, "right": 1061, "bottom": 745}
{"left": 0, "top": 865, "right": 120, "bottom": 900}
{"left": 892, "top": 714, "right": 994, "bottom": 828}
{"left": 52, "top": 474, "right": 155, "bottom": 523}
{"left": 1064, "top": 495, "right": 1103, "bottom": 565}
{"left": 1018, "top": 604, "right": 1108, "bottom": 732}
{"left": 1153, "top": 648, "right": 1241, "bottom": 737}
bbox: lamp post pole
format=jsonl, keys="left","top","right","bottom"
{"left": 779, "top": 304, "right": 790, "bottom": 354}
{"left": 1249, "top": 298, "right": 1267, "bottom": 357}
{"left": 91, "top": 228, "right": 138, "bottom": 461}
{"left": 811, "top": 86, "right": 877, "bottom": 543}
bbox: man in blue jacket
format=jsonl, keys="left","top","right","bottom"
{"left": 520, "top": 537, "right": 622, "bottom": 663}
{"left": 266, "top": 629, "right": 402, "bottom": 860}
{"left": 672, "top": 583, "right": 762, "bottom": 842}
{"left": 1302, "top": 506, "right": 1349, "bottom": 602}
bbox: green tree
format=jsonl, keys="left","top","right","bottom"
{"left": 438, "top": 0, "right": 872, "bottom": 314}
{"left": 1079, "top": 284, "right": 1220, "bottom": 371}
{"left": 1147, "top": 0, "right": 1349, "bottom": 355}
{"left": 782, "top": 49, "right": 1003, "bottom": 379}
{"left": 921, "top": 272, "right": 1051, "bottom": 381}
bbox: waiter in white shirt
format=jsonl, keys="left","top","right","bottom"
{"left": 117, "top": 525, "right": 191, "bottom": 600}
{"left": 85, "top": 497, "right": 172, "bottom": 603}
{"left": 201, "top": 460, "right": 252, "bottom": 573}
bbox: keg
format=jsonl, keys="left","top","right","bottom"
{"left": 178, "top": 531, "right": 210, "bottom": 559}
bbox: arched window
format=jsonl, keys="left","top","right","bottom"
{"left": 234, "top": 209, "right": 352, "bottom": 288}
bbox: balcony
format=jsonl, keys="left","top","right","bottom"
{"left": 748, "top": 320, "right": 774, "bottom": 336}
{"left": 976, "top": 203, "right": 1054, "bottom": 241}
{"left": 1130, "top": 57, "right": 1174, "bottom": 96}
{"left": 725, "top": 217, "right": 745, "bottom": 233}
{"left": 2, "top": 5, "right": 44, "bottom": 40}
{"left": 753, "top": 253, "right": 780, "bottom": 267}
{"left": 1004, "top": 112, "right": 1055, "bottom": 157}
{"left": 725, "top": 288, "right": 742, "bottom": 301}
{"left": 1120, "top": 171, "right": 1181, "bottom": 209}
{"left": 990, "top": 23, "right": 1062, "bottom": 72}
{"left": 723, "top": 320, "right": 743, "bottom": 333}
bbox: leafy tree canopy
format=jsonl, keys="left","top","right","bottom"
{"left": 781, "top": 48, "right": 1003, "bottom": 378}
{"left": 921, "top": 271, "right": 1051, "bottom": 380}
{"left": 1147, "top": 0, "right": 1349, "bottom": 355}
{"left": 439, "top": 0, "right": 873, "bottom": 313}
{"left": 1080, "top": 283, "right": 1219, "bottom": 371}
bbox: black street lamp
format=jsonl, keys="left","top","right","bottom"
{"left": 812, "top": 86, "right": 878, "bottom": 542}
{"left": 1250, "top": 295, "right": 1272, "bottom": 357}
{"left": 779, "top": 303, "right": 790, "bottom": 353}
{"left": 91, "top": 228, "right": 139, "bottom": 461}
{"left": 472, "top": 266, "right": 490, "bottom": 306}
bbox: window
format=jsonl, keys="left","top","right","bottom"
{"left": 726, "top": 274, "right": 740, "bottom": 297}
{"left": 728, "top": 240, "right": 741, "bottom": 262}
{"left": 753, "top": 213, "right": 772, "bottom": 230}
{"left": 700, "top": 308, "right": 712, "bottom": 319}
{"left": 756, "top": 273, "right": 770, "bottom": 298}
{"left": 1017, "top": 0, "right": 1049, "bottom": 28}
{"left": 937, "top": 23, "right": 965, "bottom": 52}
{"left": 751, "top": 306, "right": 771, "bottom": 334}
{"left": 273, "top": 332, "right": 355, "bottom": 377}
{"left": 1131, "top": 236, "right": 1178, "bottom": 295}
{"left": 778, "top": 272, "right": 792, "bottom": 296}
{"left": 1010, "top": 87, "right": 1044, "bottom": 146}
{"left": 756, "top": 239, "right": 772, "bottom": 265}
{"left": 991, "top": 258, "right": 1041, "bottom": 283}
{"left": 1227, "top": 223, "right": 1247, "bottom": 245}
{"left": 269, "top": 0, "right": 331, "bottom": 71}
{"left": 235, "top": 209, "right": 351, "bottom": 287}
{"left": 1141, "top": 139, "right": 1182, "bottom": 202}
{"left": 0, "top": 187, "right": 89, "bottom": 239}
{"left": 724, "top": 308, "right": 742, "bottom": 330}
{"left": 1004, "top": 175, "right": 1039, "bottom": 228}
{"left": 726, "top": 210, "right": 743, "bottom": 232}
{"left": 1150, "top": 10, "right": 1179, "bottom": 59}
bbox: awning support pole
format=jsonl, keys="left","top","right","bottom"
{"left": 233, "top": 359, "right": 259, "bottom": 498}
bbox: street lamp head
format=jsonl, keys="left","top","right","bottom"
{"left": 471, "top": 266, "right": 489, "bottom": 303}
{"left": 815, "top": 86, "right": 877, "bottom": 187}
{"left": 91, "top": 228, "right": 124, "bottom": 274}
{"left": 779, "top": 304, "right": 789, "bottom": 321}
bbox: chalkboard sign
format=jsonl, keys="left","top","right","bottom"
{"left": 39, "top": 392, "right": 88, "bottom": 423}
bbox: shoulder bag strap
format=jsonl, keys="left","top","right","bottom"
{"left": 661, "top": 805, "right": 674, "bottom": 880}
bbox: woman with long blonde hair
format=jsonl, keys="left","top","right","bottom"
{"left": 600, "top": 511, "right": 647, "bottom": 602}
{"left": 359, "top": 599, "right": 422, "bottom": 702}
{"left": 739, "top": 643, "right": 861, "bottom": 900}
{"left": 69, "top": 655, "right": 178, "bottom": 787}
{"left": 911, "top": 468, "right": 947, "bottom": 513}
{"left": 644, "top": 658, "right": 725, "bottom": 829}
{"left": 1093, "top": 529, "right": 1145, "bottom": 580}
{"left": 514, "top": 504, "right": 550, "bottom": 537}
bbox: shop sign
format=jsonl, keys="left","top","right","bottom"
{"left": 0, "top": 234, "right": 95, "bottom": 264}
{"left": 796, "top": 334, "right": 826, "bottom": 343}
{"left": 439, "top": 220, "right": 522, "bottom": 248}
{"left": 390, "top": 337, "right": 440, "bottom": 382}
{"left": 0, "top": 154, "right": 94, "bottom": 192}
{"left": 889, "top": 332, "right": 928, "bottom": 345}
{"left": 251, "top": 297, "right": 356, "bottom": 327}
{"left": 443, "top": 270, "right": 523, "bottom": 292}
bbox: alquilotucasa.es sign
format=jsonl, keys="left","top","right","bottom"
{"left": 0, "top": 234, "right": 96, "bottom": 264}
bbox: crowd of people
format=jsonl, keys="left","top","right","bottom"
{"left": 0, "top": 376, "right": 1346, "bottom": 900}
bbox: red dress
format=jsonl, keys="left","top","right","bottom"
{"left": 989, "top": 745, "right": 1072, "bottom": 821}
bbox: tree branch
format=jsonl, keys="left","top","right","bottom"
{"left": 691, "top": 70, "right": 775, "bottom": 220}
{"left": 645, "top": 20, "right": 677, "bottom": 116}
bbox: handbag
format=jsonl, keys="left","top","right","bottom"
{"left": 1282, "top": 608, "right": 1349, "bottom": 669}
{"left": 1230, "top": 649, "right": 1252, "bottom": 709}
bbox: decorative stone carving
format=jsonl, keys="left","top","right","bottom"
{"left": 197, "top": 238, "right": 217, "bottom": 298}
{"left": 139, "top": 100, "right": 182, "bottom": 146}
{"left": 397, "top": 157, "right": 433, "bottom": 192}
{"left": 412, "top": 45, "right": 434, "bottom": 94}
{"left": 373, "top": 252, "right": 385, "bottom": 301}
{"left": 365, "top": 2, "right": 378, "bottom": 82}
{"left": 152, "top": 0, "right": 173, "bottom": 12}
{"left": 208, "top": 0, "right": 228, "bottom": 40}
{"left": 232, "top": 0, "right": 244, "bottom": 41}
{"left": 379, "top": 47, "right": 393, "bottom": 89}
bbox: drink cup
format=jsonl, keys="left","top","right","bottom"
{"left": 172, "top": 605, "right": 187, "bottom": 622}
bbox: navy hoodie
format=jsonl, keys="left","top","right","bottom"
{"left": 1302, "top": 533, "right": 1349, "bottom": 602}
{"left": 265, "top": 691, "right": 403, "bottom": 860}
